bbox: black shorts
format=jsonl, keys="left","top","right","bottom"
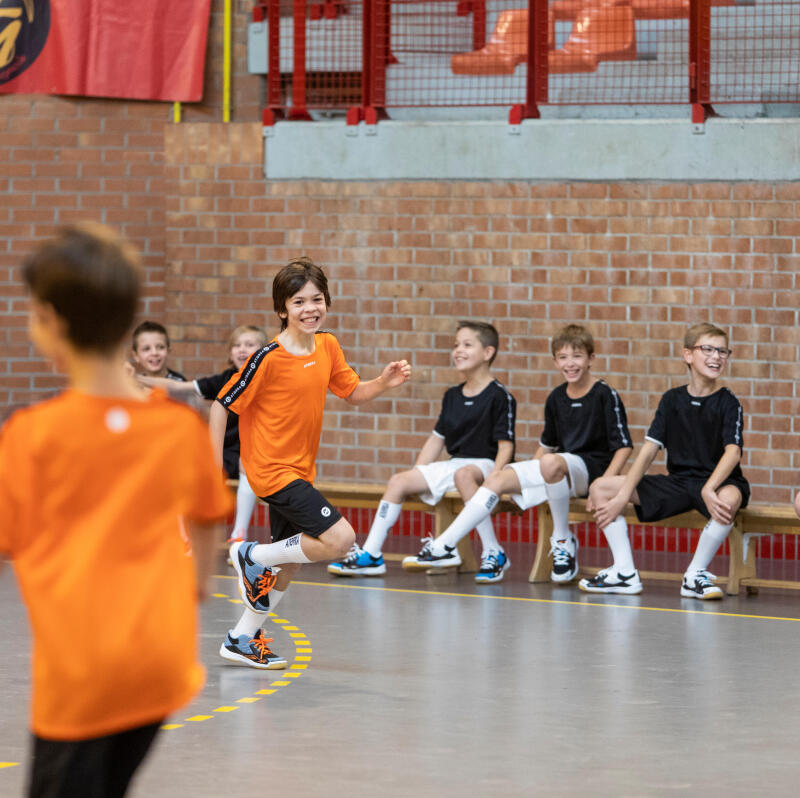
{"left": 634, "top": 473, "right": 750, "bottom": 524}
{"left": 262, "top": 479, "right": 342, "bottom": 541}
{"left": 28, "top": 720, "right": 162, "bottom": 798}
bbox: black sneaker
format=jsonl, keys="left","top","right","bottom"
{"left": 401, "top": 537, "right": 462, "bottom": 571}
{"left": 219, "top": 629, "right": 287, "bottom": 669}
{"left": 549, "top": 535, "right": 579, "bottom": 583}
{"left": 680, "top": 569, "right": 723, "bottom": 600}
{"left": 579, "top": 567, "right": 642, "bottom": 595}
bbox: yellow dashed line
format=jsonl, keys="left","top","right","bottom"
{"left": 288, "top": 632, "right": 306, "bottom": 638}
{"left": 160, "top": 724, "right": 184, "bottom": 731}
{"left": 213, "top": 706, "right": 239, "bottom": 713}
{"left": 281, "top": 625, "right": 299, "bottom": 630}
{"left": 291, "top": 664, "right": 307, "bottom": 670}
{"left": 0, "top": 763, "right": 20, "bottom": 769}
{"left": 296, "top": 656, "right": 312, "bottom": 661}
{"left": 237, "top": 697, "right": 261, "bottom": 704}
{"left": 296, "top": 648, "right": 312, "bottom": 653}
{"left": 186, "top": 715, "right": 213, "bottom": 722}
{"left": 256, "top": 688, "right": 276, "bottom": 695}
{"left": 271, "top": 680, "right": 291, "bottom": 686}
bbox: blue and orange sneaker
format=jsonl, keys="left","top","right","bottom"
{"left": 229, "top": 541, "right": 276, "bottom": 613}
{"left": 328, "top": 544, "right": 387, "bottom": 577}
{"left": 219, "top": 629, "right": 287, "bottom": 669}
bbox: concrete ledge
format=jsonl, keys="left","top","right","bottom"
{"left": 263, "top": 118, "right": 800, "bottom": 181}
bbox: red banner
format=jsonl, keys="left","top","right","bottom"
{"left": 0, "top": 0, "right": 211, "bottom": 102}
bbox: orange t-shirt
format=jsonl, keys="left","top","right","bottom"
{"left": 0, "top": 389, "right": 233, "bottom": 740}
{"left": 217, "top": 332, "right": 360, "bottom": 497}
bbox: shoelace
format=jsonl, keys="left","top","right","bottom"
{"left": 251, "top": 632, "right": 277, "bottom": 660}
{"left": 342, "top": 544, "right": 363, "bottom": 565}
{"left": 692, "top": 569, "right": 717, "bottom": 588}
{"left": 548, "top": 539, "right": 573, "bottom": 567}
{"left": 417, "top": 536, "right": 434, "bottom": 557}
{"left": 480, "top": 550, "right": 500, "bottom": 570}
{"left": 252, "top": 569, "right": 277, "bottom": 602}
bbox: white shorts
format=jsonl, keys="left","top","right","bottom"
{"left": 414, "top": 457, "right": 495, "bottom": 506}
{"left": 507, "top": 453, "right": 590, "bottom": 511}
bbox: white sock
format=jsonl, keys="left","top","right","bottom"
{"left": 475, "top": 517, "right": 500, "bottom": 554}
{"left": 602, "top": 516, "right": 635, "bottom": 574}
{"left": 686, "top": 519, "right": 732, "bottom": 574}
{"left": 252, "top": 534, "right": 312, "bottom": 567}
{"left": 545, "top": 477, "right": 571, "bottom": 546}
{"left": 430, "top": 487, "right": 498, "bottom": 555}
{"left": 363, "top": 501, "right": 402, "bottom": 557}
{"left": 233, "top": 472, "right": 258, "bottom": 536}
{"left": 230, "top": 588, "right": 285, "bottom": 639}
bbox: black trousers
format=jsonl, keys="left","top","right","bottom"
{"left": 28, "top": 720, "right": 162, "bottom": 798}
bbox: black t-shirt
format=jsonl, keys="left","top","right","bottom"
{"left": 540, "top": 380, "right": 631, "bottom": 482}
{"left": 433, "top": 380, "right": 516, "bottom": 460}
{"left": 196, "top": 367, "right": 240, "bottom": 480}
{"left": 646, "top": 385, "right": 746, "bottom": 482}
{"left": 166, "top": 368, "right": 187, "bottom": 381}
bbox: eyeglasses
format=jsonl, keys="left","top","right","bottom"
{"left": 692, "top": 344, "right": 732, "bottom": 359}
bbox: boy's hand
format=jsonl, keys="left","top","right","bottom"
{"left": 380, "top": 360, "right": 411, "bottom": 388}
{"left": 592, "top": 493, "right": 628, "bottom": 530}
{"left": 702, "top": 486, "right": 734, "bottom": 525}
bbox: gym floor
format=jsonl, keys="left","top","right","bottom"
{"left": 2, "top": 542, "right": 800, "bottom": 797}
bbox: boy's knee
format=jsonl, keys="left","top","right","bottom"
{"left": 453, "top": 466, "right": 480, "bottom": 493}
{"left": 540, "top": 453, "right": 567, "bottom": 483}
{"left": 324, "top": 524, "right": 355, "bottom": 557}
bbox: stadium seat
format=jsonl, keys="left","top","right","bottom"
{"left": 451, "top": 8, "right": 532, "bottom": 76}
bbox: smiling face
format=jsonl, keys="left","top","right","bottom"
{"left": 451, "top": 326, "right": 494, "bottom": 373}
{"left": 683, "top": 334, "right": 729, "bottom": 380}
{"left": 553, "top": 344, "right": 594, "bottom": 386}
{"left": 132, "top": 331, "right": 169, "bottom": 377}
{"left": 280, "top": 280, "right": 327, "bottom": 337}
{"left": 230, "top": 330, "right": 265, "bottom": 370}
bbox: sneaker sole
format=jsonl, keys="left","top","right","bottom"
{"left": 219, "top": 645, "right": 287, "bottom": 670}
{"left": 579, "top": 580, "right": 643, "bottom": 595}
{"left": 327, "top": 564, "right": 387, "bottom": 577}
{"left": 402, "top": 558, "right": 461, "bottom": 572}
{"left": 680, "top": 587, "right": 723, "bottom": 600}
{"left": 229, "top": 542, "right": 270, "bottom": 614}
{"left": 550, "top": 566, "right": 578, "bottom": 583}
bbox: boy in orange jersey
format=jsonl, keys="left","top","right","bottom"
{"left": 210, "top": 257, "right": 411, "bottom": 669}
{"left": 0, "top": 223, "right": 233, "bottom": 798}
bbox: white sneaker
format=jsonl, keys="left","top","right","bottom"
{"left": 579, "top": 567, "right": 643, "bottom": 595}
{"left": 549, "top": 535, "right": 578, "bottom": 583}
{"left": 681, "top": 569, "right": 723, "bottom": 600}
{"left": 402, "top": 536, "right": 462, "bottom": 571}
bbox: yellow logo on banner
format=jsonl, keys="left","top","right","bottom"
{"left": 0, "top": 0, "right": 49, "bottom": 83}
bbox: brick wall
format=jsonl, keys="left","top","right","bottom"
{"left": 162, "top": 123, "right": 799, "bottom": 503}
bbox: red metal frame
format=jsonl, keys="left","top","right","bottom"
{"left": 689, "top": 0, "right": 713, "bottom": 123}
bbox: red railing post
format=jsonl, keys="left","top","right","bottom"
{"left": 289, "top": 0, "right": 312, "bottom": 120}
{"left": 347, "top": 0, "right": 371, "bottom": 124}
{"left": 365, "top": 0, "right": 388, "bottom": 122}
{"left": 472, "top": 0, "right": 487, "bottom": 51}
{"left": 509, "top": 0, "right": 548, "bottom": 123}
{"left": 263, "top": 0, "right": 284, "bottom": 125}
{"left": 689, "top": 0, "right": 712, "bottom": 123}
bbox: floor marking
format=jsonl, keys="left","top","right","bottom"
{"left": 286, "top": 578, "right": 800, "bottom": 623}
{"left": 271, "top": 680, "right": 291, "bottom": 686}
{"left": 214, "top": 706, "right": 239, "bottom": 713}
{"left": 237, "top": 697, "right": 261, "bottom": 704}
{"left": 0, "top": 763, "right": 20, "bottom": 769}
{"left": 161, "top": 724, "right": 184, "bottom": 731}
{"left": 186, "top": 715, "right": 213, "bottom": 722}
{"left": 256, "top": 689, "right": 276, "bottom": 695}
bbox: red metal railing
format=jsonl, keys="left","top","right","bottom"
{"left": 254, "top": 0, "right": 800, "bottom": 124}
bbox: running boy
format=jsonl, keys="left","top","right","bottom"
{"left": 402, "top": 324, "right": 631, "bottom": 584}
{"left": 210, "top": 257, "right": 410, "bottom": 669}
{"left": 328, "top": 321, "right": 516, "bottom": 581}
{"left": 583, "top": 322, "right": 749, "bottom": 599}
{"left": 131, "top": 320, "right": 186, "bottom": 380}
{"left": 0, "top": 223, "right": 233, "bottom": 798}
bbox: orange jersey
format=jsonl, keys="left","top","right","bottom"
{"left": 0, "top": 389, "right": 233, "bottom": 740}
{"left": 217, "top": 332, "right": 360, "bottom": 497}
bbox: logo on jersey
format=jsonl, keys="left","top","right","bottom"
{"left": 104, "top": 407, "right": 130, "bottom": 433}
{"left": 304, "top": 361, "right": 316, "bottom": 368}
{"left": 321, "top": 506, "right": 331, "bottom": 518}
{"left": 0, "top": 0, "right": 50, "bottom": 85}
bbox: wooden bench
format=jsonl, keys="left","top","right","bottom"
{"left": 530, "top": 499, "right": 800, "bottom": 595}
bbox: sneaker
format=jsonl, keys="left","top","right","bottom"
{"left": 579, "top": 567, "right": 643, "bottom": 595}
{"left": 401, "top": 536, "right": 462, "bottom": 571}
{"left": 226, "top": 534, "right": 245, "bottom": 566}
{"left": 328, "top": 544, "right": 387, "bottom": 577}
{"left": 229, "top": 541, "right": 276, "bottom": 613}
{"left": 219, "top": 629, "right": 287, "bottom": 669}
{"left": 474, "top": 549, "right": 510, "bottom": 584}
{"left": 549, "top": 535, "right": 579, "bottom": 583}
{"left": 681, "top": 569, "right": 723, "bottom": 600}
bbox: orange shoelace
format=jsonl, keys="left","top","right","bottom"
{"left": 251, "top": 633, "right": 276, "bottom": 659}
{"left": 252, "top": 569, "right": 277, "bottom": 603}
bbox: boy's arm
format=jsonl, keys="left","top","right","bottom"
{"left": 136, "top": 374, "right": 198, "bottom": 395}
{"left": 701, "top": 443, "right": 742, "bottom": 524}
{"left": 531, "top": 445, "right": 552, "bottom": 461}
{"left": 186, "top": 519, "right": 222, "bottom": 601}
{"left": 488, "top": 440, "right": 515, "bottom": 478}
{"left": 414, "top": 434, "right": 446, "bottom": 467}
{"left": 601, "top": 446, "right": 633, "bottom": 479}
{"left": 345, "top": 360, "right": 411, "bottom": 405}
{"left": 592, "top": 440, "right": 661, "bottom": 528}
{"left": 208, "top": 401, "right": 229, "bottom": 468}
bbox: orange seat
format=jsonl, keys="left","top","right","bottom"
{"left": 451, "top": 8, "right": 532, "bottom": 76}
{"left": 550, "top": 2, "right": 637, "bottom": 73}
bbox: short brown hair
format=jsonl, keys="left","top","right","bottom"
{"left": 227, "top": 325, "right": 268, "bottom": 366}
{"left": 23, "top": 222, "right": 141, "bottom": 354}
{"left": 272, "top": 257, "right": 331, "bottom": 331}
{"left": 684, "top": 322, "right": 728, "bottom": 350}
{"left": 132, "top": 320, "right": 169, "bottom": 351}
{"left": 550, "top": 324, "right": 594, "bottom": 357}
{"left": 456, "top": 320, "right": 500, "bottom": 365}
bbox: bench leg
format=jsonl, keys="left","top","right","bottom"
{"left": 528, "top": 505, "right": 553, "bottom": 583}
{"left": 726, "top": 519, "right": 755, "bottom": 596}
{"left": 434, "top": 499, "right": 479, "bottom": 573}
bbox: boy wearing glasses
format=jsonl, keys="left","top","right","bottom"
{"left": 582, "top": 322, "right": 749, "bottom": 599}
